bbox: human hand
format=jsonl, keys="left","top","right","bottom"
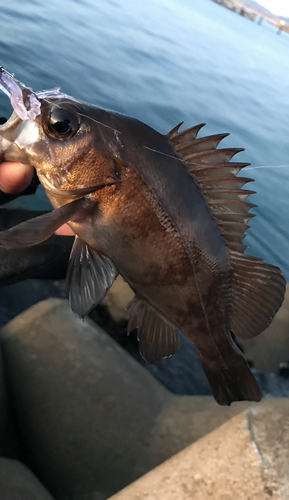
{"left": 0, "top": 161, "right": 73, "bottom": 235}
{"left": 0, "top": 161, "right": 74, "bottom": 285}
{"left": 0, "top": 161, "right": 33, "bottom": 194}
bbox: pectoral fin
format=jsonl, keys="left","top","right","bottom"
{"left": 230, "top": 250, "right": 286, "bottom": 339}
{"left": 67, "top": 236, "right": 117, "bottom": 318}
{"left": 127, "top": 296, "right": 180, "bottom": 363}
{"left": 0, "top": 198, "right": 84, "bottom": 249}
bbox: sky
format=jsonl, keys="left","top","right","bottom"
{"left": 258, "top": 0, "right": 289, "bottom": 17}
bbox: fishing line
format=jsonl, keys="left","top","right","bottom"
{"left": 0, "top": 67, "right": 34, "bottom": 93}
{"left": 143, "top": 145, "right": 181, "bottom": 161}
{"left": 0, "top": 68, "right": 122, "bottom": 137}
{"left": 244, "top": 165, "right": 289, "bottom": 171}
{"left": 77, "top": 113, "right": 121, "bottom": 134}
{"left": 2, "top": 68, "right": 288, "bottom": 177}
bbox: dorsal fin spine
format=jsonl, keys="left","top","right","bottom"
{"left": 168, "top": 123, "right": 254, "bottom": 252}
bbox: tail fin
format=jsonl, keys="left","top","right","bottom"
{"left": 201, "top": 345, "right": 262, "bottom": 406}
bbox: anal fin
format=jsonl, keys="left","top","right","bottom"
{"left": 230, "top": 250, "right": 286, "bottom": 339}
{"left": 127, "top": 296, "right": 180, "bottom": 363}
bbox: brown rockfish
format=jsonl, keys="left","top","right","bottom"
{"left": 0, "top": 69, "right": 285, "bottom": 405}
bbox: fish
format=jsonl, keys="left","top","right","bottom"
{"left": 0, "top": 68, "right": 286, "bottom": 405}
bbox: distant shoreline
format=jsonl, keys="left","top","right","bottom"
{"left": 212, "top": 0, "right": 289, "bottom": 34}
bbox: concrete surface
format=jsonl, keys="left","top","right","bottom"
{"left": 0, "top": 344, "right": 19, "bottom": 457}
{"left": 102, "top": 275, "right": 133, "bottom": 322}
{"left": 247, "top": 400, "right": 289, "bottom": 499}
{"left": 0, "top": 457, "right": 54, "bottom": 500}
{"left": 0, "top": 298, "right": 249, "bottom": 499}
{"left": 109, "top": 399, "right": 289, "bottom": 500}
{"left": 1, "top": 298, "right": 289, "bottom": 500}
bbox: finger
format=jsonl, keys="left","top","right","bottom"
{"left": 0, "top": 162, "right": 34, "bottom": 194}
{"left": 55, "top": 223, "right": 75, "bottom": 236}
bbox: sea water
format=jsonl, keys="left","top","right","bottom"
{"left": 0, "top": 0, "right": 288, "bottom": 276}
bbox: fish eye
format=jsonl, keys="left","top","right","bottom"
{"left": 44, "top": 105, "right": 80, "bottom": 140}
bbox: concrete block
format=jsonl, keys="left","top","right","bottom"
{"left": 109, "top": 399, "right": 289, "bottom": 499}
{"left": 0, "top": 344, "right": 19, "bottom": 457}
{"left": 0, "top": 457, "right": 54, "bottom": 500}
{"left": 102, "top": 275, "right": 133, "bottom": 321}
{"left": 0, "top": 298, "right": 248, "bottom": 499}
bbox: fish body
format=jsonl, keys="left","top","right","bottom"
{"left": 0, "top": 74, "right": 286, "bottom": 405}
{"left": 41, "top": 106, "right": 230, "bottom": 318}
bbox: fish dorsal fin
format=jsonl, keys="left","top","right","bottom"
{"left": 127, "top": 296, "right": 180, "bottom": 363}
{"left": 168, "top": 124, "right": 254, "bottom": 253}
{"left": 67, "top": 236, "right": 117, "bottom": 318}
{"left": 230, "top": 250, "right": 286, "bottom": 339}
{"left": 168, "top": 122, "right": 206, "bottom": 144}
